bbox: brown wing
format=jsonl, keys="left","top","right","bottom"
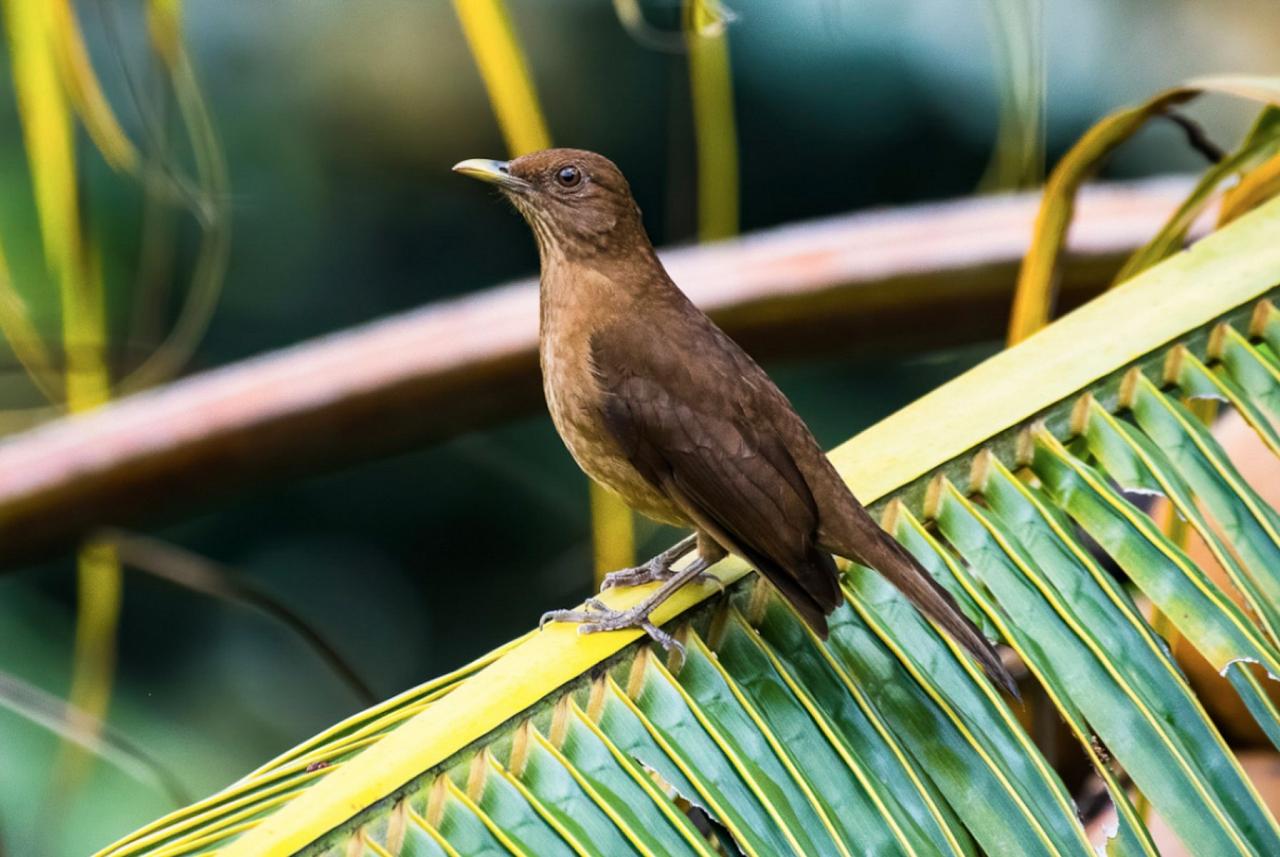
{"left": 590, "top": 325, "right": 842, "bottom": 635}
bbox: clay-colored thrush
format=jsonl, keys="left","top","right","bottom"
{"left": 454, "top": 149, "right": 1013, "bottom": 692}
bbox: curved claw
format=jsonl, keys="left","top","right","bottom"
{"left": 692, "top": 571, "right": 725, "bottom": 594}
{"left": 640, "top": 621, "right": 683, "bottom": 654}
{"left": 540, "top": 597, "right": 612, "bottom": 629}
{"left": 540, "top": 609, "right": 590, "bottom": 629}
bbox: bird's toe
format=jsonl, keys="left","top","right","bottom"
{"left": 601, "top": 562, "right": 662, "bottom": 590}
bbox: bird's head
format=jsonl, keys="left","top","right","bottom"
{"left": 453, "top": 148, "right": 646, "bottom": 262}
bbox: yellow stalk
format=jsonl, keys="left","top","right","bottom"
{"left": 49, "top": 0, "right": 138, "bottom": 172}
{"left": 4, "top": 0, "right": 122, "bottom": 792}
{"left": 4, "top": 0, "right": 79, "bottom": 278}
{"left": 685, "top": 0, "right": 739, "bottom": 241}
{"left": 53, "top": 238, "right": 120, "bottom": 791}
{"left": 147, "top": 0, "right": 183, "bottom": 67}
{"left": 65, "top": 538, "right": 123, "bottom": 741}
{"left": 455, "top": 0, "right": 633, "bottom": 582}
{"left": 590, "top": 483, "right": 636, "bottom": 582}
{"left": 61, "top": 238, "right": 113, "bottom": 413}
{"left": 452, "top": 0, "right": 551, "bottom": 155}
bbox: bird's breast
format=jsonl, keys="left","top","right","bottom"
{"left": 539, "top": 306, "right": 687, "bottom": 527}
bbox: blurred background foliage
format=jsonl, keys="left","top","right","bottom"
{"left": 2, "top": 0, "right": 1280, "bottom": 853}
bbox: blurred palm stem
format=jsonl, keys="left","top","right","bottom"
{"left": 453, "top": 0, "right": 635, "bottom": 584}
{"left": 0, "top": 241, "right": 60, "bottom": 400}
{"left": 3, "top": 0, "right": 121, "bottom": 793}
{"left": 685, "top": 0, "right": 738, "bottom": 241}
{"left": 452, "top": 0, "right": 550, "bottom": 156}
{"left": 0, "top": 179, "right": 1194, "bottom": 572}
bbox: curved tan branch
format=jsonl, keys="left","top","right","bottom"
{"left": 0, "top": 177, "right": 1194, "bottom": 569}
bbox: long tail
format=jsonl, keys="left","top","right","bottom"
{"left": 833, "top": 508, "right": 1017, "bottom": 696}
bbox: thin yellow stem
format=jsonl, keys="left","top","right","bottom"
{"left": 4, "top": 0, "right": 78, "bottom": 276}
{"left": 66, "top": 540, "right": 124, "bottom": 736}
{"left": 685, "top": 0, "right": 739, "bottom": 241}
{"left": 147, "top": 0, "right": 183, "bottom": 67}
{"left": 454, "top": 0, "right": 633, "bottom": 579}
{"left": 4, "top": 0, "right": 122, "bottom": 796}
{"left": 590, "top": 482, "right": 637, "bottom": 586}
{"left": 0, "top": 239, "right": 61, "bottom": 402}
{"left": 52, "top": 239, "right": 119, "bottom": 792}
{"left": 452, "top": 0, "right": 550, "bottom": 156}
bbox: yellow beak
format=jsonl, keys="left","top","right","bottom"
{"left": 451, "top": 158, "right": 528, "bottom": 190}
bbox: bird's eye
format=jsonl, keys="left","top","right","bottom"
{"left": 555, "top": 165, "right": 582, "bottom": 188}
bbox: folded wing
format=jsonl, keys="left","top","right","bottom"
{"left": 590, "top": 326, "right": 843, "bottom": 635}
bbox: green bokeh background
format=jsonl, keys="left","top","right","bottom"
{"left": 0, "top": 0, "right": 1276, "bottom": 852}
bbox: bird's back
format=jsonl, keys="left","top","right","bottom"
{"left": 635, "top": 294, "right": 1011, "bottom": 688}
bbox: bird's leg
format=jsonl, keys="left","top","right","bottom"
{"left": 600, "top": 535, "right": 698, "bottom": 590}
{"left": 540, "top": 555, "right": 714, "bottom": 652}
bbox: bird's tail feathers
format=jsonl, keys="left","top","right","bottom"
{"left": 838, "top": 513, "right": 1017, "bottom": 696}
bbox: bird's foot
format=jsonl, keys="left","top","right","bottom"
{"left": 540, "top": 599, "right": 683, "bottom": 653}
{"left": 601, "top": 562, "right": 722, "bottom": 595}
{"left": 601, "top": 538, "right": 721, "bottom": 593}
{"left": 541, "top": 554, "right": 714, "bottom": 653}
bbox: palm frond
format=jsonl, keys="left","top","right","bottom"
{"left": 1008, "top": 75, "right": 1280, "bottom": 344}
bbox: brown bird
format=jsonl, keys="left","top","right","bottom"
{"left": 454, "top": 148, "right": 1013, "bottom": 692}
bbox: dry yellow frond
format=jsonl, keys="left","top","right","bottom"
{"left": 1010, "top": 77, "right": 1280, "bottom": 345}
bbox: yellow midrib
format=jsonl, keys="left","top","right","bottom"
{"left": 829, "top": 198, "right": 1280, "bottom": 501}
